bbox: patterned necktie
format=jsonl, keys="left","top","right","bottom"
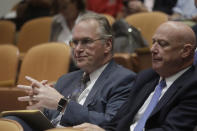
{"left": 134, "top": 79, "right": 166, "bottom": 131}
{"left": 71, "top": 73, "right": 90, "bottom": 101}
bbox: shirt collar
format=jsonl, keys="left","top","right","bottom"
{"left": 162, "top": 66, "right": 191, "bottom": 88}
{"left": 85, "top": 63, "right": 109, "bottom": 84}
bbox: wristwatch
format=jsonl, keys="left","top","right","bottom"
{"left": 57, "top": 97, "right": 70, "bottom": 112}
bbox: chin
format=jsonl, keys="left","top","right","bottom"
{"left": 76, "top": 62, "right": 87, "bottom": 69}
{"left": 152, "top": 65, "right": 161, "bottom": 71}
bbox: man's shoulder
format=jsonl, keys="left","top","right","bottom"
{"left": 134, "top": 68, "right": 159, "bottom": 84}
{"left": 107, "top": 60, "right": 136, "bottom": 76}
{"left": 115, "top": 64, "right": 136, "bottom": 75}
{"left": 178, "top": 65, "right": 197, "bottom": 86}
{"left": 137, "top": 68, "right": 157, "bottom": 77}
{"left": 54, "top": 70, "right": 83, "bottom": 91}
{"left": 58, "top": 70, "right": 83, "bottom": 81}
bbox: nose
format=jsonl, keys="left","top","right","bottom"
{"left": 150, "top": 42, "right": 158, "bottom": 54}
{"left": 74, "top": 42, "right": 85, "bottom": 54}
{"left": 75, "top": 42, "right": 84, "bottom": 50}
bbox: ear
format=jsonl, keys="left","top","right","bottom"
{"left": 104, "top": 38, "right": 112, "bottom": 53}
{"left": 181, "top": 44, "right": 193, "bottom": 58}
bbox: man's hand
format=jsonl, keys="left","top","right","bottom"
{"left": 73, "top": 123, "right": 106, "bottom": 131}
{"left": 17, "top": 76, "right": 63, "bottom": 110}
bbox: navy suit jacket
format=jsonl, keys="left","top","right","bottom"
{"left": 44, "top": 60, "right": 136, "bottom": 126}
{"left": 103, "top": 66, "right": 197, "bottom": 131}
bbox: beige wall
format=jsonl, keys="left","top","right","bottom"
{"left": 0, "top": 0, "right": 20, "bottom": 17}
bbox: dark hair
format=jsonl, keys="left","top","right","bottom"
{"left": 71, "top": 0, "right": 85, "bottom": 12}
{"left": 51, "top": 0, "right": 85, "bottom": 15}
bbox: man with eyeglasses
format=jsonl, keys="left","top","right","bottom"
{"left": 73, "top": 21, "right": 197, "bottom": 131}
{"left": 7, "top": 13, "right": 136, "bottom": 130}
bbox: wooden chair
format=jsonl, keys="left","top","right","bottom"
{"left": 113, "top": 53, "right": 134, "bottom": 71}
{"left": 46, "top": 127, "right": 82, "bottom": 131}
{"left": 0, "top": 118, "right": 23, "bottom": 131}
{"left": 17, "top": 17, "right": 52, "bottom": 54}
{"left": 102, "top": 14, "right": 115, "bottom": 25}
{"left": 0, "top": 20, "right": 16, "bottom": 44}
{"left": 17, "top": 42, "right": 70, "bottom": 85}
{"left": 125, "top": 11, "right": 168, "bottom": 47}
{"left": 0, "top": 45, "right": 27, "bottom": 111}
{"left": 0, "top": 87, "right": 27, "bottom": 112}
{"left": 133, "top": 47, "right": 152, "bottom": 72}
{"left": 0, "top": 44, "right": 19, "bottom": 87}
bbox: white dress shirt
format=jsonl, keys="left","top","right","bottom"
{"left": 144, "top": 0, "right": 155, "bottom": 11}
{"left": 173, "top": 0, "right": 197, "bottom": 19}
{"left": 52, "top": 14, "right": 76, "bottom": 44}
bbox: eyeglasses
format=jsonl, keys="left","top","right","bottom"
{"left": 69, "top": 38, "right": 104, "bottom": 48}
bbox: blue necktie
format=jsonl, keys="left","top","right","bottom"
{"left": 134, "top": 79, "right": 166, "bottom": 131}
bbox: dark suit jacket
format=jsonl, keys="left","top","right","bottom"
{"left": 103, "top": 66, "right": 197, "bottom": 131}
{"left": 44, "top": 60, "right": 136, "bottom": 126}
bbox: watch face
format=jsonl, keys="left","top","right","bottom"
{"left": 57, "top": 97, "right": 69, "bottom": 112}
{"left": 58, "top": 97, "right": 67, "bottom": 106}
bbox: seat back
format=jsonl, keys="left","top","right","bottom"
{"left": 18, "top": 43, "right": 70, "bottom": 85}
{"left": 125, "top": 11, "right": 168, "bottom": 46}
{"left": 0, "top": 20, "right": 16, "bottom": 44}
{"left": 0, "top": 118, "right": 23, "bottom": 131}
{"left": 113, "top": 53, "right": 134, "bottom": 71}
{"left": 0, "top": 87, "right": 28, "bottom": 112}
{"left": 17, "top": 17, "right": 52, "bottom": 53}
{"left": 102, "top": 14, "right": 115, "bottom": 25}
{"left": 134, "top": 47, "right": 152, "bottom": 72}
{"left": 0, "top": 44, "right": 19, "bottom": 86}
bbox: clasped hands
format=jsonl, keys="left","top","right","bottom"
{"left": 17, "top": 76, "right": 105, "bottom": 131}
{"left": 17, "top": 76, "right": 63, "bottom": 110}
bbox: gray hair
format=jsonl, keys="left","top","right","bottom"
{"left": 75, "top": 12, "right": 113, "bottom": 39}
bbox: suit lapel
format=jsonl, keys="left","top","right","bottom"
{"left": 150, "top": 66, "right": 194, "bottom": 117}
{"left": 133, "top": 78, "right": 159, "bottom": 113}
{"left": 83, "top": 75, "right": 107, "bottom": 106}
{"left": 83, "top": 60, "right": 115, "bottom": 106}
{"left": 116, "top": 71, "right": 159, "bottom": 130}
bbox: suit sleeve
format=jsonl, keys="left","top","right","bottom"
{"left": 60, "top": 74, "right": 135, "bottom": 126}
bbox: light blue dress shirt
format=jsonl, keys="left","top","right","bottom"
{"left": 173, "top": 0, "right": 197, "bottom": 19}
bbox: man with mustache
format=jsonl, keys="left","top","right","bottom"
{"left": 74, "top": 21, "right": 197, "bottom": 131}
{"left": 6, "top": 13, "right": 136, "bottom": 130}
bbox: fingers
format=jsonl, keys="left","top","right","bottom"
{"left": 25, "top": 76, "right": 51, "bottom": 89}
{"left": 41, "top": 80, "right": 48, "bottom": 85}
{"left": 73, "top": 123, "right": 105, "bottom": 131}
{"left": 48, "top": 81, "right": 55, "bottom": 87}
{"left": 17, "top": 84, "right": 39, "bottom": 95}
{"left": 18, "top": 95, "right": 38, "bottom": 102}
{"left": 17, "top": 85, "right": 32, "bottom": 91}
{"left": 73, "top": 123, "right": 89, "bottom": 128}
{"left": 18, "top": 96, "right": 32, "bottom": 102}
{"left": 18, "top": 95, "right": 40, "bottom": 109}
{"left": 26, "top": 101, "right": 43, "bottom": 110}
{"left": 25, "top": 76, "right": 43, "bottom": 88}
